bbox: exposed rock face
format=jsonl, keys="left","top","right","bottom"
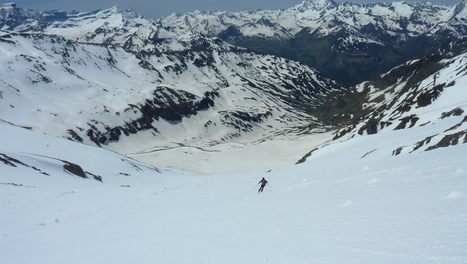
{"left": 310, "top": 38, "right": 467, "bottom": 155}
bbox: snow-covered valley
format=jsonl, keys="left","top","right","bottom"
{"left": 1, "top": 113, "right": 466, "bottom": 263}
{"left": 1, "top": 1, "right": 467, "bottom": 263}
{"left": 0, "top": 33, "right": 337, "bottom": 174}
{"left": 2, "top": 57, "right": 467, "bottom": 261}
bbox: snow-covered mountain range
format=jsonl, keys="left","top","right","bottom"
{"left": 163, "top": 0, "right": 467, "bottom": 85}
{"left": 1, "top": 1, "right": 467, "bottom": 173}
{"left": 1, "top": 1, "right": 467, "bottom": 263}
{"left": 2, "top": 0, "right": 467, "bottom": 85}
{"left": 0, "top": 32, "right": 340, "bottom": 173}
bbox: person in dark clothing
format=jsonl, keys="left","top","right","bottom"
{"left": 258, "top": 177, "right": 268, "bottom": 193}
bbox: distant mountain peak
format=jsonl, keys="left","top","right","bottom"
{"left": 452, "top": 0, "right": 467, "bottom": 18}
{"left": 301, "top": 0, "right": 337, "bottom": 7}
{"left": 104, "top": 5, "right": 143, "bottom": 18}
{"left": 1, "top": 2, "right": 18, "bottom": 9}
{"left": 0, "top": 2, "right": 46, "bottom": 31}
{"left": 1, "top": 1, "right": 465, "bottom": 86}
{"left": 290, "top": 0, "right": 337, "bottom": 13}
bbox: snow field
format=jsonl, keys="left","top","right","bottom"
{"left": 1, "top": 118, "right": 466, "bottom": 263}
{"left": 1, "top": 2, "right": 467, "bottom": 263}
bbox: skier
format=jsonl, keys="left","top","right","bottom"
{"left": 258, "top": 177, "right": 268, "bottom": 193}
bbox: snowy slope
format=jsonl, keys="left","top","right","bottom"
{"left": 1, "top": 107, "right": 466, "bottom": 263}
{"left": 0, "top": 120, "right": 163, "bottom": 185}
{"left": 1, "top": 2, "right": 466, "bottom": 175}
{"left": 0, "top": 33, "right": 339, "bottom": 173}
{"left": 0, "top": 2, "right": 466, "bottom": 261}
{"left": 326, "top": 40, "right": 467, "bottom": 156}
{"left": 1, "top": 40, "right": 466, "bottom": 262}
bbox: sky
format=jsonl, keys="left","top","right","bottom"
{"left": 10, "top": 0, "right": 462, "bottom": 19}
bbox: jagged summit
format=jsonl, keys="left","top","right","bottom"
{"left": 43, "top": 5, "right": 146, "bottom": 24}
{"left": 2, "top": 2, "right": 17, "bottom": 8}
{"left": 294, "top": 0, "right": 337, "bottom": 10}
{"left": 98, "top": 5, "right": 144, "bottom": 20}
{"left": 0, "top": 2, "right": 46, "bottom": 31}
